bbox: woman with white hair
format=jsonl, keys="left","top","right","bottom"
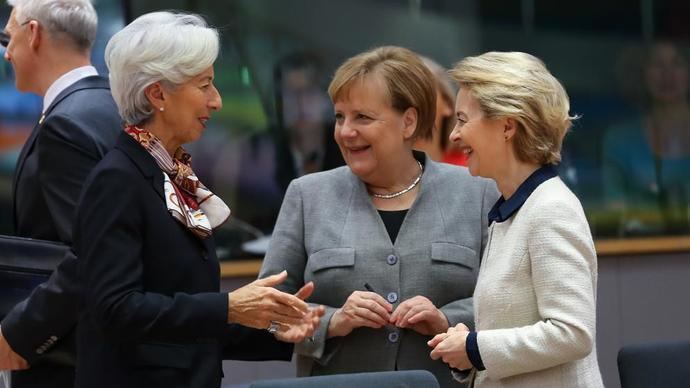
{"left": 428, "top": 52, "right": 603, "bottom": 387}
{"left": 73, "top": 11, "right": 323, "bottom": 388}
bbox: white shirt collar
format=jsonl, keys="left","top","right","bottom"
{"left": 42, "top": 65, "right": 99, "bottom": 113}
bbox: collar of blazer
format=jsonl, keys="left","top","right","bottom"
{"left": 42, "top": 75, "right": 110, "bottom": 119}
{"left": 115, "top": 131, "right": 166, "bottom": 202}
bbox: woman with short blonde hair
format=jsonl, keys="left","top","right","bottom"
{"left": 430, "top": 51, "right": 602, "bottom": 387}
{"left": 449, "top": 51, "right": 574, "bottom": 165}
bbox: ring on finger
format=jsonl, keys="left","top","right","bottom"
{"left": 267, "top": 320, "right": 280, "bottom": 334}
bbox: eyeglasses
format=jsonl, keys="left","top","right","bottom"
{"left": 0, "top": 20, "right": 33, "bottom": 48}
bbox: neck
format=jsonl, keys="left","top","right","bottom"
{"left": 35, "top": 51, "right": 92, "bottom": 96}
{"left": 365, "top": 152, "right": 420, "bottom": 194}
{"left": 139, "top": 119, "right": 180, "bottom": 156}
{"left": 494, "top": 157, "right": 541, "bottom": 200}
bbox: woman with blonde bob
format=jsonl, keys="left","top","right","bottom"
{"left": 260, "top": 46, "right": 497, "bottom": 386}
{"left": 428, "top": 52, "right": 603, "bottom": 387}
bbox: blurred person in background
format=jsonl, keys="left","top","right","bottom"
{"left": 73, "top": 11, "right": 323, "bottom": 388}
{"left": 603, "top": 41, "right": 690, "bottom": 236}
{"left": 260, "top": 45, "right": 497, "bottom": 387}
{"left": 0, "top": 0, "right": 121, "bottom": 387}
{"left": 414, "top": 56, "right": 467, "bottom": 166}
{"left": 429, "top": 51, "right": 602, "bottom": 387}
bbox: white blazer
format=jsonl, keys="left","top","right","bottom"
{"left": 472, "top": 177, "right": 603, "bottom": 388}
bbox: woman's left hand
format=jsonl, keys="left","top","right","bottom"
{"left": 428, "top": 324, "right": 472, "bottom": 370}
{"left": 272, "top": 281, "right": 326, "bottom": 343}
{"left": 273, "top": 305, "right": 326, "bottom": 343}
{"left": 390, "top": 295, "right": 449, "bottom": 336}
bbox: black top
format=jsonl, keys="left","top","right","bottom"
{"left": 378, "top": 209, "right": 408, "bottom": 244}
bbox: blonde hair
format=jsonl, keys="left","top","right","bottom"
{"left": 449, "top": 51, "right": 575, "bottom": 165}
{"left": 328, "top": 46, "right": 436, "bottom": 139}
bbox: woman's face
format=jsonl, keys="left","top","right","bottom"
{"left": 645, "top": 43, "right": 689, "bottom": 104}
{"left": 162, "top": 66, "right": 222, "bottom": 146}
{"left": 449, "top": 88, "right": 506, "bottom": 179}
{"left": 333, "top": 75, "right": 416, "bottom": 182}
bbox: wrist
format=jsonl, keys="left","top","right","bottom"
{"left": 327, "top": 309, "right": 346, "bottom": 338}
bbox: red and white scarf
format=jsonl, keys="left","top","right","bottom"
{"left": 125, "top": 125, "right": 230, "bottom": 238}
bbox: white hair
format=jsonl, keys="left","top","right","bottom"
{"left": 105, "top": 11, "right": 219, "bottom": 125}
{"left": 7, "top": 0, "right": 97, "bottom": 51}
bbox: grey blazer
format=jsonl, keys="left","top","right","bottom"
{"left": 260, "top": 156, "right": 498, "bottom": 387}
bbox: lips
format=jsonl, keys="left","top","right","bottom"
{"left": 198, "top": 117, "right": 209, "bottom": 128}
{"left": 346, "top": 145, "right": 370, "bottom": 153}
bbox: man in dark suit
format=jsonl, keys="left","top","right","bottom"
{"left": 0, "top": 1, "right": 121, "bottom": 386}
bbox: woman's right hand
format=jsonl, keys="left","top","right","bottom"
{"left": 327, "top": 291, "right": 392, "bottom": 338}
{"left": 227, "top": 270, "right": 309, "bottom": 330}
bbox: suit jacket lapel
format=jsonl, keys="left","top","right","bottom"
{"left": 12, "top": 118, "right": 43, "bottom": 228}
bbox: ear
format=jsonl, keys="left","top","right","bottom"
{"left": 27, "top": 20, "right": 41, "bottom": 51}
{"left": 402, "top": 107, "right": 418, "bottom": 140}
{"left": 144, "top": 82, "right": 166, "bottom": 111}
{"left": 503, "top": 118, "right": 518, "bottom": 141}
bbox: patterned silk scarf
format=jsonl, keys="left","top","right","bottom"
{"left": 125, "top": 125, "right": 231, "bottom": 238}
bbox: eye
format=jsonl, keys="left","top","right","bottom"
{"left": 334, "top": 113, "right": 344, "bottom": 123}
{"left": 457, "top": 117, "right": 467, "bottom": 126}
{"left": 356, "top": 113, "right": 372, "bottom": 121}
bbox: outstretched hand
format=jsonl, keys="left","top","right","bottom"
{"left": 227, "top": 271, "right": 309, "bottom": 330}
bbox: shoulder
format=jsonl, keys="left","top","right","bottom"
{"left": 290, "top": 165, "right": 353, "bottom": 193}
{"left": 41, "top": 88, "right": 121, "bottom": 151}
{"left": 522, "top": 177, "right": 589, "bottom": 226}
{"left": 83, "top": 149, "right": 142, "bottom": 192}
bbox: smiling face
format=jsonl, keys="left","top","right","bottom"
{"left": 160, "top": 66, "right": 222, "bottom": 147}
{"left": 333, "top": 75, "right": 416, "bottom": 183}
{"left": 449, "top": 87, "right": 508, "bottom": 179}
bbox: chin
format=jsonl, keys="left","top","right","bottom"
{"left": 346, "top": 161, "right": 374, "bottom": 180}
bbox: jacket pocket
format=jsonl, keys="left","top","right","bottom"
{"left": 431, "top": 242, "right": 478, "bottom": 270}
{"left": 307, "top": 248, "right": 355, "bottom": 273}
{"left": 134, "top": 342, "right": 196, "bottom": 369}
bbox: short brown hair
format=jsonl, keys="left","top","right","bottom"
{"left": 328, "top": 46, "right": 436, "bottom": 139}
{"left": 450, "top": 51, "right": 575, "bottom": 165}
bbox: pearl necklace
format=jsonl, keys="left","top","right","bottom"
{"left": 370, "top": 161, "right": 423, "bottom": 199}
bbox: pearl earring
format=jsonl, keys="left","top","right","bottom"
{"left": 159, "top": 107, "right": 164, "bottom": 112}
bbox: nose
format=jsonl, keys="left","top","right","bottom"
{"left": 208, "top": 85, "right": 222, "bottom": 111}
{"left": 338, "top": 118, "right": 358, "bottom": 138}
{"left": 449, "top": 123, "right": 462, "bottom": 143}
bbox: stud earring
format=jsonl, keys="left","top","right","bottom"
{"left": 159, "top": 107, "right": 164, "bottom": 112}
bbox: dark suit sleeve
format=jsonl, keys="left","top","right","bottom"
{"left": 36, "top": 113, "right": 104, "bottom": 244}
{"left": 221, "top": 324, "right": 293, "bottom": 361}
{"left": 77, "top": 167, "right": 229, "bottom": 343}
{"left": 1, "top": 251, "right": 80, "bottom": 364}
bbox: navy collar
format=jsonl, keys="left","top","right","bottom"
{"left": 488, "top": 165, "right": 558, "bottom": 224}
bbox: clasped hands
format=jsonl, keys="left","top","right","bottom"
{"left": 227, "top": 270, "right": 325, "bottom": 343}
{"left": 328, "top": 292, "right": 449, "bottom": 338}
{"left": 428, "top": 322, "right": 472, "bottom": 370}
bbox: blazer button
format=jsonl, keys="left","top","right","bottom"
{"left": 388, "top": 331, "right": 400, "bottom": 343}
{"left": 51, "top": 335, "right": 58, "bottom": 341}
{"left": 387, "top": 292, "right": 398, "bottom": 303}
{"left": 386, "top": 254, "right": 398, "bottom": 265}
